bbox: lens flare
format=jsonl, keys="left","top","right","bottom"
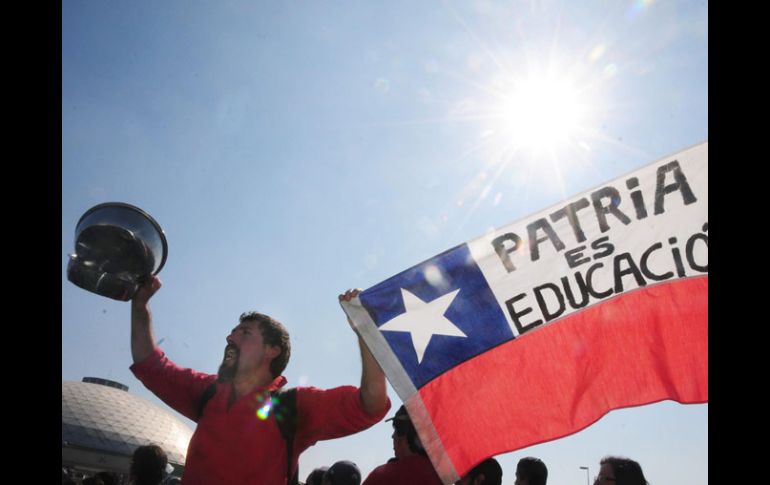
{"left": 255, "top": 391, "right": 273, "bottom": 420}
{"left": 256, "top": 402, "right": 272, "bottom": 420}
{"left": 424, "top": 264, "right": 448, "bottom": 290}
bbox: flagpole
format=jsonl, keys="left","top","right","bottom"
{"left": 580, "top": 466, "right": 589, "bottom": 485}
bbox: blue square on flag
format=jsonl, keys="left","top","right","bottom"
{"left": 359, "top": 243, "right": 513, "bottom": 389}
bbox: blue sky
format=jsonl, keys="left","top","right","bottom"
{"left": 62, "top": 1, "right": 707, "bottom": 483}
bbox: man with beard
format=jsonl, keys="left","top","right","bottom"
{"left": 129, "top": 277, "right": 390, "bottom": 485}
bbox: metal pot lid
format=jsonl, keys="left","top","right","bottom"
{"left": 74, "top": 202, "right": 168, "bottom": 275}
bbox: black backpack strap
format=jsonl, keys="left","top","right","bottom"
{"left": 272, "top": 388, "right": 299, "bottom": 485}
{"left": 196, "top": 381, "right": 218, "bottom": 421}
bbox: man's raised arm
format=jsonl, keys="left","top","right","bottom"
{"left": 339, "top": 288, "right": 390, "bottom": 415}
{"left": 131, "top": 275, "right": 162, "bottom": 364}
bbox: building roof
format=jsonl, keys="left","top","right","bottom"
{"left": 62, "top": 378, "right": 193, "bottom": 466}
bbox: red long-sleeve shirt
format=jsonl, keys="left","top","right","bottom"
{"left": 131, "top": 348, "right": 389, "bottom": 484}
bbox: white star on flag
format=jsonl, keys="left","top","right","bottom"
{"left": 379, "top": 288, "right": 467, "bottom": 364}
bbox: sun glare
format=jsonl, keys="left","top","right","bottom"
{"left": 445, "top": 61, "right": 603, "bottom": 232}
{"left": 499, "top": 76, "right": 587, "bottom": 152}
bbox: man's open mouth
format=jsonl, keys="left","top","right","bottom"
{"left": 224, "top": 345, "right": 239, "bottom": 363}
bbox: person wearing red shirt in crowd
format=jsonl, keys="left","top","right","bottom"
{"left": 130, "top": 279, "right": 390, "bottom": 485}
{"left": 362, "top": 405, "right": 443, "bottom": 485}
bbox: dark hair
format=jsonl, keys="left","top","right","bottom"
{"left": 517, "top": 457, "right": 548, "bottom": 485}
{"left": 130, "top": 444, "right": 168, "bottom": 485}
{"left": 240, "top": 311, "right": 291, "bottom": 378}
{"left": 600, "top": 457, "right": 648, "bottom": 485}
{"left": 467, "top": 458, "right": 503, "bottom": 485}
{"left": 391, "top": 406, "right": 426, "bottom": 456}
{"left": 305, "top": 466, "right": 329, "bottom": 485}
{"left": 324, "top": 460, "right": 362, "bottom": 485}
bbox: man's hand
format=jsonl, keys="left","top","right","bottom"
{"left": 133, "top": 275, "right": 162, "bottom": 307}
{"left": 338, "top": 288, "right": 362, "bottom": 330}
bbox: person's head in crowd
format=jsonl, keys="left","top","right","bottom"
{"left": 322, "top": 460, "right": 361, "bottom": 485}
{"left": 595, "top": 457, "right": 648, "bottom": 485}
{"left": 455, "top": 457, "right": 503, "bottom": 485}
{"left": 514, "top": 457, "right": 548, "bottom": 485}
{"left": 386, "top": 405, "right": 426, "bottom": 458}
{"left": 218, "top": 312, "right": 291, "bottom": 382}
{"left": 306, "top": 466, "right": 329, "bottom": 485}
{"left": 94, "top": 471, "right": 118, "bottom": 485}
{"left": 130, "top": 444, "right": 169, "bottom": 485}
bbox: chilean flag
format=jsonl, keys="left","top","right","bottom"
{"left": 342, "top": 142, "right": 707, "bottom": 484}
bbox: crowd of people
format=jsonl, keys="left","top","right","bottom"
{"left": 62, "top": 444, "right": 180, "bottom": 485}
{"left": 63, "top": 280, "right": 652, "bottom": 485}
{"left": 63, "top": 441, "right": 648, "bottom": 485}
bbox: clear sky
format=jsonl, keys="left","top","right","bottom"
{"left": 62, "top": 1, "right": 707, "bottom": 484}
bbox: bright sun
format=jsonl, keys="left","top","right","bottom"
{"left": 499, "top": 76, "right": 587, "bottom": 153}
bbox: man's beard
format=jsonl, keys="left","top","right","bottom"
{"left": 217, "top": 361, "right": 237, "bottom": 382}
{"left": 217, "top": 345, "right": 239, "bottom": 382}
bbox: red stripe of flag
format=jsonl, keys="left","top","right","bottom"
{"left": 419, "top": 276, "right": 707, "bottom": 477}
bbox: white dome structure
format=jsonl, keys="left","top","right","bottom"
{"left": 62, "top": 377, "right": 194, "bottom": 476}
